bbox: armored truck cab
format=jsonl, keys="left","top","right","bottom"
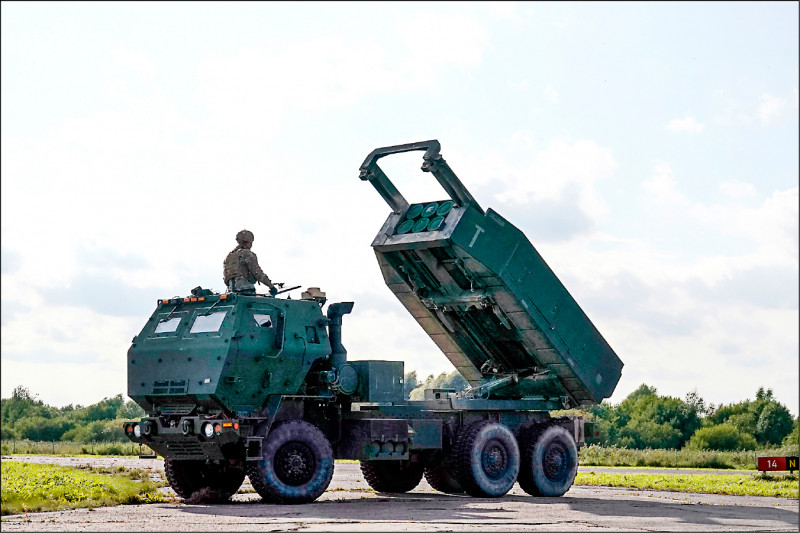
{"left": 128, "top": 291, "right": 333, "bottom": 417}
{"left": 124, "top": 141, "right": 623, "bottom": 504}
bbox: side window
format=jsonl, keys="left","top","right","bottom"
{"left": 253, "top": 313, "right": 273, "bottom": 328}
{"left": 189, "top": 311, "right": 227, "bottom": 333}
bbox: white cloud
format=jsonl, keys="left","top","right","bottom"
{"left": 509, "top": 130, "right": 538, "bottom": 149}
{"left": 719, "top": 181, "right": 757, "bottom": 199}
{"left": 1, "top": 305, "right": 135, "bottom": 364}
{"left": 604, "top": 304, "right": 798, "bottom": 410}
{"left": 487, "top": 1, "right": 521, "bottom": 19}
{"left": 642, "top": 161, "right": 689, "bottom": 206}
{"left": 508, "top": 78, "right": 531, "bottom": 92}
{"left": 553, "top": 162, "right": 799, "bottom": 410}
{"left": 112, "top": 47, "right": 156, "bottom": 80}
{"left": 694, "top": 187, "right": 799, "bottom": 264}
{"left": 758, "top": 93, "right": 787, "bottom": 126}
{"left": 1, "top": 359, "right": 127, "bottom": 408}
{"left": 666, "top": 115, "right": 704, "bottom": 133}
{"left": 642, "top": 162, "right": 798, "bottom": 268}
{"left": 537, "top": 224, "right": 798, "bottom": 412}
{"left": 543, "top": 84, "right": 559, "bottom": 103}
{"left": 494, "top": 138, "right": 616, "bottom": 221}
{"left": 346, "top": 308, "right": 455, "bottom": 381}
{"left": 715, "top": 90, "right": 796, "bottom": 127}
{"left": 391, "top": 9, "right": 489, "bottom": 88}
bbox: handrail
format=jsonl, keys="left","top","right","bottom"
{"left": 359, "top": 140, "right": 483, "bottom": 215}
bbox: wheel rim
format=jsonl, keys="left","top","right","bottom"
{"left": 542, "top": 442, "right": 568, "bottom": 481}
{"left": 274, "top": 442, "right": 316, "bottom": 486}
{"left": 481, "top": 439, "right": 509, "bottom": 479}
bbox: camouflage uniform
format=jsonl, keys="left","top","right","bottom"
{"left": 223, "top": 230, "right": 274, "bottom": 295}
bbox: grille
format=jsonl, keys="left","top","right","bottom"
{"left": 166, "top": 440, "right": 204, "bottom": 458}
{"left": 152, "top": 379, "right": 187, "bottom": 395}
{"left": 158, "top": 404, "right": 195, "bottom": 415}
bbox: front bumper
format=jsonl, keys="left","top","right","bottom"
{"left": 123, "top": 417, "right": 242, "bottom": 460}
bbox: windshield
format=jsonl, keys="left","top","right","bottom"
{"left": 189, "top": 311, "right": 227, "bottom": 333}
{"left": 154, "top": 316, "right": 181, "bottom": 334}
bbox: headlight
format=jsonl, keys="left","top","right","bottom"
{"left": 202, "top": 422, "right": 214, "bottom": 438}
{"left": 142, "top": 419, "right": 156, "bottom": 436}
{"left": 133, "top": 424, "right": 141, "bottom": 438}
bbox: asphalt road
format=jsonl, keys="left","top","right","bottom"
{"left": 2, "top": 455, "right": 797, "bottom": 531}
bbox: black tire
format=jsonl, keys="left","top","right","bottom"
{"left": 518, "top": 425, "right": 578, "bottom": 497}
{"left": 246, "top": 420, "right": 334, "bottom": 504}
{"left": 361, "top": 459, "right": 424, "bottom": 493}
{"left": 165, "top": 459, "right": 204, "bottom": 499}
{"left": 207, "top": 463, "right": 247, "bottom": 499}
{"left": 164, "top": 459, "right": 245, "bottom": 502}
{"left": 424, "top": 464, "right": 463, "bottom": 494}
{"left": 455, "top": 420, "right": 520, "bottom": 497}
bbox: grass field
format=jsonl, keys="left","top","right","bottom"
{"left": 575, "top": 471, "right": 799, "bottom": 499}
{"left": 1, "top": 440, "right": 156, "bottom": 457}
{"left": 579, "top": 444, "right": 799, "bottom": 470}
{"left": 0, "top": 461, "right": 167, "bottom": 516}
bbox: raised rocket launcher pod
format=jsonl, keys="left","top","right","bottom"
{"left": 360, "top": 140, "right": 623, "bottom": 407}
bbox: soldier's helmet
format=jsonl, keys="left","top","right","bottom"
{"left": 236, "top": 229, "right": 255, "bottom": 244}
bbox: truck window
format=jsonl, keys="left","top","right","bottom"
{"left": 253, "top": 314, "right": 273, "bottom": 328}
{"left": 154, "top": 316, "right": 182, "bottom": 334}
{"left": 189, "top": 311, "right": 227, "bottom": 333}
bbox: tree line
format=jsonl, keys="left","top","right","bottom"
{"left": 2, "top": 377, "right": 798, "bottom": 451}
{"left": 405, "top": 370, "right": 799, "bottom": 451}
{"left": 1, "top": 386, "right": 143, "bottom": 443}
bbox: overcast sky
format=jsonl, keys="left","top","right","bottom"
{"left": 2, "top": 2, "right": 798, "bottom": 415}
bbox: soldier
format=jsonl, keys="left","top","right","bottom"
{"left": 223, "top": 230, "right": 278, "bottom": 296}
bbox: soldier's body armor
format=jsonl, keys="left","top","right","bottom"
{"left": 223, "top": 247, "right": 271, "bottom": 293}
{"left": 223, "top": 249, "right": 245, "bottom": 284}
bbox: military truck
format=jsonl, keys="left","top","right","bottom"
{"left": 123, "top": 140, "right": 623, "bottom": 504}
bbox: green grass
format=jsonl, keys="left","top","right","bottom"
{"left": 1, "top": 460, "right": 167, "bottom": 516}
{"left": 1, "top": 440, "right": 156, "bottom": 457}
{"left": 575, "top": 471, "right": 799, "bottom": 499}
{"left": 579, "top": 444, "right": 799, "bottom": 470}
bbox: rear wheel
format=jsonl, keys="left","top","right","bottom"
{"left": 518, "top": 425, "right": 577, "bottom": 497}
{"left": 361, "top": 459, "right": 424, "bottom": 493}
{"left": 246, "top": 420, "right": 334, "bottom": 504}
{"left": 164, "top": 459, "right": 245, "bottom": 502}
{"left": 455, "top": 420, "right": 520, "bottom": 497}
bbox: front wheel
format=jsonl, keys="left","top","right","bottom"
{"left": 246, "top": 420, "right": 334, "bottom": 504}
{"left": 164, "top": 459, "right": 245, "bottom": 502}
{"left": 518, "top": 425, "right": 578, "bottom": 497}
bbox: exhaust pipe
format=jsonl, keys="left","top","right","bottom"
{"left": 327, "top": 302, "right": 354, "bottom": 368}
